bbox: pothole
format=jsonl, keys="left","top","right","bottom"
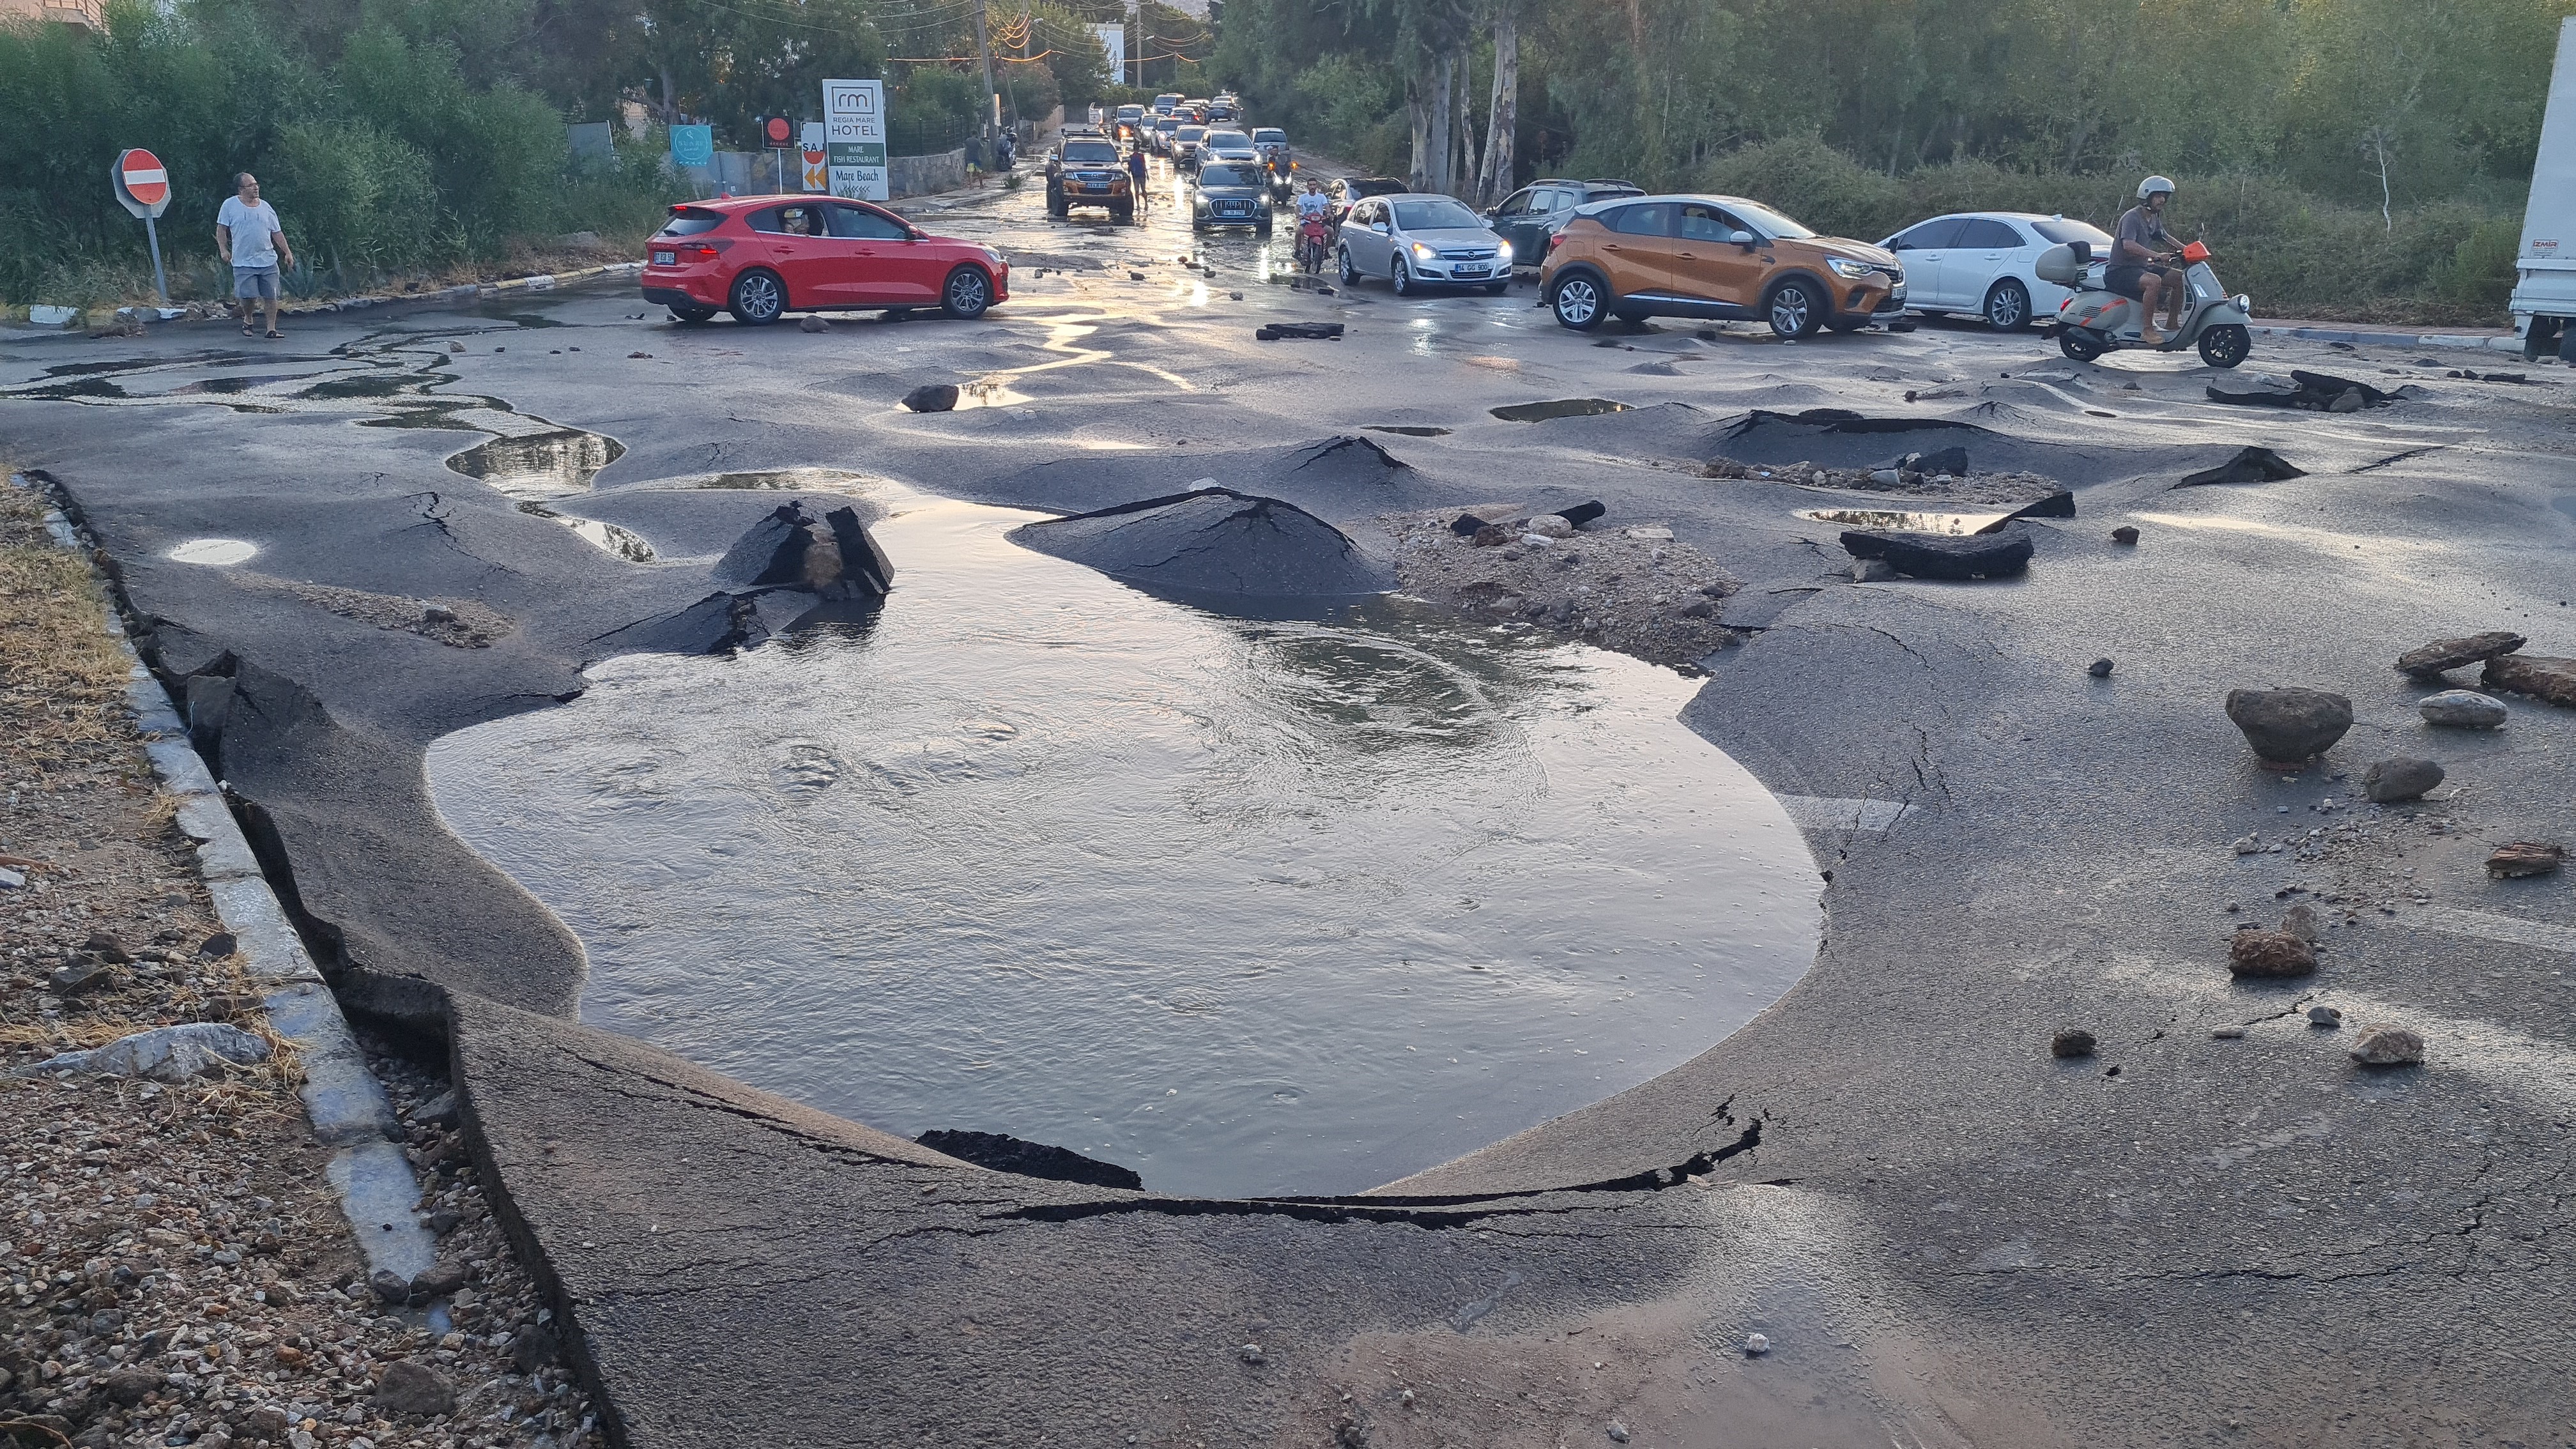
{"left": 1491, "top": 398, "right": 1630, "bottom": 422}
{"left": 166, "top": 538, "right": 259, "bottom": 566}
{"left": 1367, "top": 425, "right": 1452, "bottom": 438}
{"left": 449, "top": 429, "right": 624, "bottom": 500}
{"left": 1795, "top": 507, "right": 2013, "bottom": 535}
{"left": 514, "top": 503, "right": 657, "bottom": 561}
{"left": 425, "top": 491, "right": 1820, "bottom": 1198}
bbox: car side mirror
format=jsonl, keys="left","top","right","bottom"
{"left": 1729, "top": 230, "right": 1756, "bottom": 247}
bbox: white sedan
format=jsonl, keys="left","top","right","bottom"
{"left": 1878, "top": 211, "right": 2115, "bottom": 330}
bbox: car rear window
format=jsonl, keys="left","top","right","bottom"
{"left": 656, "top": 209, "right": 724, "bottom": 237}
{"left": 2032, "top": 218, "right": 2113, "bottom": 246}
{"left": 1890, "top": 218, "right": 1966, "bottom": 250}
{"left": 1605, "top": 203, "right": 1672, "bottom": 236}
{"left": 1957, "top": 218, "right": 2023, "bottom": 249}
{"left": 1208, "top": 131, "right": 1249, "bottom": 146}
{"left": 1062, "top": 142, "right": 1119, "bottom": 164}
{"left": 1253, "top": 129, "right": 1285, "bottom": 144}
{"left": 1178, "top": 126, "right": 1206, "bottom": 141}
{"left": 1583, "top": 185, "right": 1643, "bottom": 202}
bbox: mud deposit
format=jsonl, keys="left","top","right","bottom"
{"left": 424, "top": 491, "right": 1818, "bottom": 1197}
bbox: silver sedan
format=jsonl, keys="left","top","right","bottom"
{"left": 1334, "top": 192, "right": 1514, "bottom": 296}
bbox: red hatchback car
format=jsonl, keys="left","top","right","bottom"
{"left": 638, "top": 195, "right": 1010, "bottom": 325}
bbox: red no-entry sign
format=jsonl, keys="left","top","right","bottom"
{"left": 114, "top": 148, "right": 171, "bottom": 216}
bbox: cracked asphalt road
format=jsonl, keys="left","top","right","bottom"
{"left": 6, "top": 166, "right": 2576, "bottom": 1445}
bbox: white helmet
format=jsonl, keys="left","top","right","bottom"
{"left": 2138, "top": 175, "right": 2175, "bottom": 200}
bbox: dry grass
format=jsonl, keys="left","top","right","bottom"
{"left": 1, "top": 477, "right": 134, "bottom": 767}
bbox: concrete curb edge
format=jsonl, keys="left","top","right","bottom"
{"left": 12, "top": 471, "right": 443, "bottom": 1294}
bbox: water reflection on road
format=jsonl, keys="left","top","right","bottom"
{"left": 425, "top": 489, "right": 1818, "bottom": 1199}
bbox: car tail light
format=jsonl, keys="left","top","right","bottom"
{"left": 1547, "top": 232, "right": 1567, "bottom": 252}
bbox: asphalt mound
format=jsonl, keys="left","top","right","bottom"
{"left": 915, "top": 1130, "right": 1144, "bottom": 1190}
{"left": 1008, "top": 486, "right": 1395, "bottom": 602}
{"left": 967, "top": 435, "right": 1411, "bottom": 520}
{"left": 1715, "top": 408, "right": 2186, "bottom": 486}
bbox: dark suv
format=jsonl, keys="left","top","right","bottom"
{"left": 1485, "top": 179, "right": 1644, "bottom": 269}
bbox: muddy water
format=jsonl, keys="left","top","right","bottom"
{"left": 425, "top": 490, "right": 1818, "bottom": 1197}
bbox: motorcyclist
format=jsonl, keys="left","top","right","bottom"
{"left": 2110, "top": 176, "right": 2187, "bottom": 346}
{"left": 1294, "top": 179, "right": 1333, "bottom": 268}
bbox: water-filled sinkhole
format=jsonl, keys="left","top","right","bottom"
{"left": 425, "top": 489, "right": 1819, "bottom": 1197}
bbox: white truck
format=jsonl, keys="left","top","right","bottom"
{"left": 2513, "top": 15, "right": 2576, "bottom": 360}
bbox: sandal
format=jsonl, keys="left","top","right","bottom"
{"left": 264, "top": 329, "right": 283, "bottom": 339}
{"left": 242, "top": 323, "right": 257, "bottom": 337}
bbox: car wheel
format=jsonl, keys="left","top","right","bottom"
{"left": 2559, "top": 321, "right": 2576, "bottom": 365}
{"left": 1551, "top": 272, "right": 1606, "bottom": 330}
{"left": 1984, "top": 279, "right": 2031, "bottom": 331}
{"left": 2196, "top": 323, "right": 2251, "bottom": 369}
{"left": 1391, "top": 257, "right": 1414, "bottom": 296}
{"left": 728, "top": 269, "right": 785, "bottom": 326}
{"left": 1765, "top": 278, "right": 1821, "bottom": 339}
{"left": 1337, "top": 247, "right": 1357, "bottom": 286}
{"left": 942, "top": 266, "right": 993, "bottom": 320}
{"left": 668, "top": 304, "right": 717, "bottom": 323}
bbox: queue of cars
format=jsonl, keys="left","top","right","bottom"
{"left": 645, "top": 93, "right": 2117, "bottom": 346}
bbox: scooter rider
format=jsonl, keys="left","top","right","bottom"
{"left": 2110, "top": 176, "right": 2187, "bottom": 346}
{"left": 1294, "top": 179, "right": 1333, "bottom": 267}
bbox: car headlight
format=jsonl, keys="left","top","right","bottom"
{"left": 1411, "top": 242, "right": 1436, "bottom": 260}
{"left": 1496, "top": 241, "right": 1512, "bottom": 262}
{"left": 1826, "top": 256, "right": 1875, "bottom": 279}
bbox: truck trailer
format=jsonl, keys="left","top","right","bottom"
{"left": 2514, "top": 15, "right": 2576, "bottom": 360}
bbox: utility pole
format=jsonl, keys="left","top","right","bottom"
{"left": 1132, "top": 0, "right": 1142, "bottom": 89}
{"left": 972, "top": 1, "right": 999, "bottom": 167}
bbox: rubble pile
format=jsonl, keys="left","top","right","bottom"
{"left": 1701, "top": 454, "right": 2066, "bottom": 510}
{"left": 1380, "top": 507, "right": 1740, "bottom": 668}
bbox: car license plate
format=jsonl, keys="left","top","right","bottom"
{"left": 1453, "top": 267, "right": 1487, "bottom": 279}
{"left": 1889, "top": 284, "right": 1906, "bottom": 303}
{"left": 652, "top": 250, "right": 675, "bottom": 265}
{"left": 1084, "top": 182, "right": 1107, "bottom": 192}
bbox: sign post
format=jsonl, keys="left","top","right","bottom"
{"left": 822, "top": 79, "right": 888, "bottom": 202}
{"left": 110, "top": 148, "right": 172, "bottom": 303}
{"left": 799, "top": 122, "right": 828, "bottom": 193}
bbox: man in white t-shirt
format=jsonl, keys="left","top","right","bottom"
{"left": 215, "top": 173, "right": 295, "bottom": 338}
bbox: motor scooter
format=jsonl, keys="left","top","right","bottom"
{"left": 2040, "top": 240, "right": 2253, "bottom": 368}
{"left": 1265, "top": 158, "right": 1297, "bottom": 208}
{"left": 1294, "top": 213, "right": 1335, "bottom": 275}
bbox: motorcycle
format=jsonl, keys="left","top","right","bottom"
{"left": 1264, "top": 156, "right": 1297, "bottom": 207}
{"left": 1293, "top": 214, "right": 1335, "bottom": 276}
{"left": 2039, "top": 240, "right": 2253, "bottom": 368}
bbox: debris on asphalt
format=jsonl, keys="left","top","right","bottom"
{"left": 1236, "top": 1343, "right": 1266, "bottom": 1365}
{"left": 2174, "top": 447, "right": 2306, "bottom": 487}
{"left": 1703, "top": 454, "right": 2065, "bottom": 511}
{"left": 2308, "top": 1004, "right": 2343, "bottom": 1029}
{"left": 2347, "top": 1025, "right": 2425, "bottom": 1067}
{"left": 1837, "top": 523, "right": 2033, "bottom": 580}
{"left": 2281, "top": 903, "right": 2321, "bottom": 941}
{"left": 1851, "top": 558, "right": 1896, "bottom": 582}
{"left": 626, "top": 351, "right": 650, "bottom": 358}
{"left": 2419, "top": 689, "right": 2508, "bottom": 728}
{"left": 1255, "top": 321, "right": 1346, "bottom": 341}
{"left": 2112, "top": 526, "right": 2139, "bottom": 545}
{"left": 901, "top": 383, "right": 960, "bottom": 413}
{"left": 2211, "top": 1025, "right": 2248, "bottom": 1039}
{"left": 2050, "top": 1029, "right": 2097, "bottom": 1058}
{"left": 2228, "top": 929, "right": 2319, "bottom": 977}
{"left": 1744, "top": 1333, "right": 1770, "bottom": 1356}
{"left": 446, "top": 341, "right": 464, "bottom": 353}
{"left": 2089, "top": 657, "right": 2113, "bottom": 678}
{"left": 799, "top": 315, "right": 831, "bottom": 333}
{"left": 2485, "top": 841, "right": 2566, "bottom": 878}
{"left": 914, "top": 1128, "right": 1144, "bottom": 1190}
{"left": 1607, "top": 1423, "right": 1632, "bottom": 1444}
{"left": 2225, "top": 687, "right": 2352, "bottom": 765}
{"left": 713, "top": 502, "right": 894, "bottom": 601}
{"left": 2396, "top": 631, "right": 2525, "bottom": 679}
{"left": 1383, "top": 507, "right": 1742, "bottom": 668}
{"left": 2480, "top": 652, "right": 2576, "bottom": 706}
{"left": 2205, "top": 369, "right": 2404, "bottom": 411}
{"left": 2363, "top": 757, "right": 2444, "bottom": 803}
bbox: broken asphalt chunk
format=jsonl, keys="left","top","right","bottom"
{"left": 915, "top": 1128, "right": 1143, "bottom": 1190}
{"left": 2225, "top": 687, "right": 2352, "bottom": 765}
{"left": 2396, "top": 631, "right": 2524, "bottom": 678}
{"left": 2363, "top": 757, "right": 2443, "bottom": 803}
{"left": 2486, "top": 841, "right": 2565, "bottom": 878}
{"left": 2347, "top": 1025, "right": 2425, "bottom": 1067}
{"left": 901, "top": 383, "right": 960, "bottom": 412}
{"left": 1838, "top": 523, "right": 2032, "bottom": 579}
{"left": 2227, "top": 929, "right": 2317, "bottom": 977}
{"left": 1255, "top": 321, "right": 1345, "bottom": 341}
{"left": 2174, "top": 447, "right": 2306, "bottom": 487}
{"left": 2480, "top": 653, "right": 2576, "bottom": 707}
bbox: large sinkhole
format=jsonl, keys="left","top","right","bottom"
{"left": 424, "top": 492, "right": 1820, "bottom": 1197}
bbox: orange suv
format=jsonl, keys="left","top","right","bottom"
{"left": 1540, "top": 194, "right": 1905, "bottom": 338}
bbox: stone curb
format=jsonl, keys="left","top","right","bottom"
{"left": 17, "top": 472, "right": 441, "bottom": 1292}
{"left": 2248, "top": 323, "right": 2522, "bottom": 355}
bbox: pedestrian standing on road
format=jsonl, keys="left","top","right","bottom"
{"left": 216, "top": 172, "right": 293, "bottom": 339}
{"left": 1126, "top": 145, "right": 1149, "bottom": 217}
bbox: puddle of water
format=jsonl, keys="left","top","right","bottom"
{"left": 1795, "top": 507, "right": 2011, "bottom": 535}
{"left": 1367, "top": 425, "right": 1452, "bottom": 438}
{"left": 425, "top": 492, "right": 1819, "bottom": 1198}
{"left": 298, "top": 373, "right": 412, "bottom": 399}
{"left": 514, "top": 502, "right": 658, "bottom": 562}
{"left": 447, "top": 428, "right": 624, "bottom": 499}
{"left": 1491, "top": 398, "right": 1630, "bottom": 422}
{"left": 17, "top": 378, "right": 127, "bottom": 402}
{"left": 167, "top": 538, "right": 259, "bottom": 566}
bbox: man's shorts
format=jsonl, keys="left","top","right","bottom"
{"left": 2104, "top": 263, "right": 2179, "bottom": 301}
{"left": 233, "top": 265, "right": 279, "bottom": 301}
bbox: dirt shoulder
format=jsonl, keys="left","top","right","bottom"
{"left": 0, "top": 476, "right": 598, "bottom": 1449}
